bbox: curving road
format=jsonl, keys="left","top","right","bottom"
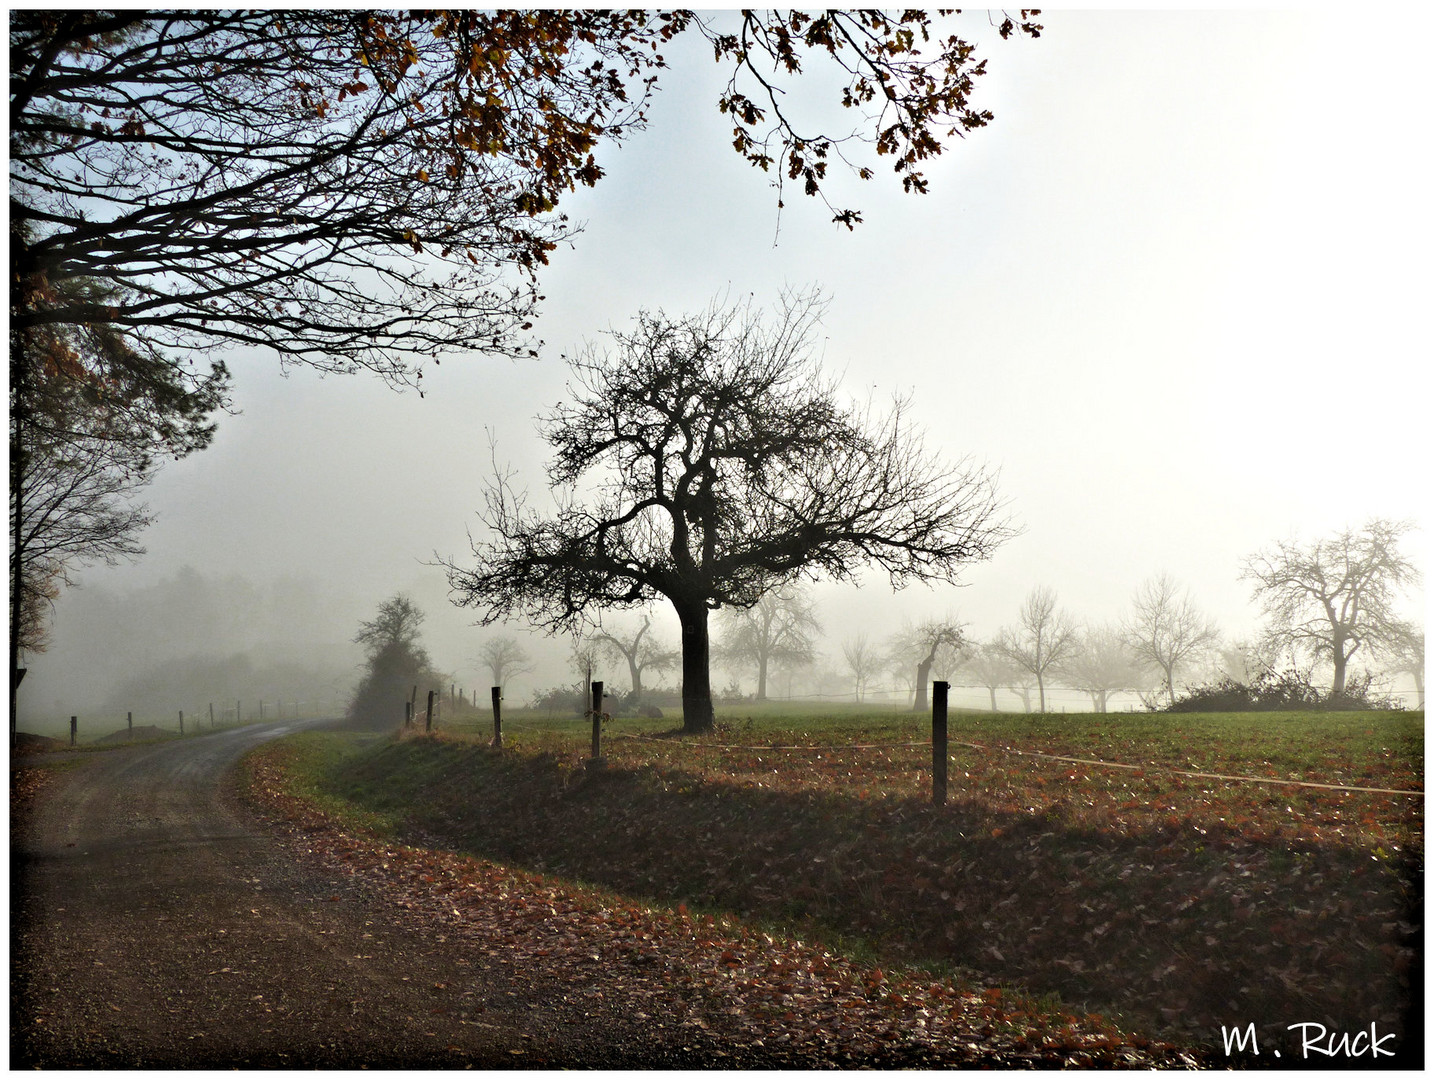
{"left": 9, "top": 721, "right": 734, "bottom": 1068}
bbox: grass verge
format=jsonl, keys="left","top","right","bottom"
{"left": 248, "top": 707, "right": 1423, "bottom": 1066}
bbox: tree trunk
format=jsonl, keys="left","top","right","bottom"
{"left": 10, "top": 361, "right": 30, "bottom": 746}
{"left": 628, "top": 655, "right": 643, "bottom": 699}
{"left": 913, "top": 656, "right": 934, "bottom": 712}
{"left": 987, "top": 687, "right": 999, "bottom": 711}
{"left": 756, "top": 652, "right": 768, "bottom": 701}
{"left": 1036, "top": 673, "right": 1046, "bottom": 713}
{"left": 676, "top": 599, "right": 714, "bottom": 733}
{"left": 1331, "top": 636, "right": 1350, "bottom": 696}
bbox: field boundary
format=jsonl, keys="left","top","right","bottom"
{"left": 613, "top": 733, "right": 1424, "bottom": 798}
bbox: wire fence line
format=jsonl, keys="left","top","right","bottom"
{"left": 610, "top": 733, "right": 1425, "bottom": 798}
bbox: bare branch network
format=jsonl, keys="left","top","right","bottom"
{"left": 442, "top": 290, "right": 1014, "bottom": 730}
{"left": 448, "top": 291, "right": 1012, "bottom": 631}
{"left": 12, "top": 11, "right": 1041, "bottom": 381}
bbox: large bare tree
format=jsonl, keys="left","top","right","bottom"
{"left": 716, "top": 585, "right": 820, "bottom": 701}
{"left": 1122, "top": 572, "right": 1221, "bottom": 705}
{"left": 997, "top": 586, "right": 1078, "bottom": 713}
{"left": 12, "top": 10, "right": 1038, "bottom": 727}
{"left": 444, "top": 292, "right": 1011, "bottom": 731}
{"left": 1240, "top": 519, "right": 1421, "bottom": 695}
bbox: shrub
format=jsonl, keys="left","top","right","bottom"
{"left": 1166, "top": 668, "right": 1402, "bottom": 712}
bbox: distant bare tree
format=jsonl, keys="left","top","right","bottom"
{"left": 1123, "top": 572, "right": 1221, "bottom": 705}
{"left": 477, "top": 635, "right": 533, "bottom": 693}
{"left": 570, "top": 637, "right": 604, "bottom": 686}
{"left": 716, "top": 585, "right": 821, "bottom": 701}
{"left": 590, "top": 613, "right": 679, "bottom": 699}
{"left": 997, "top": 586, "right": 1078, "bottom": 713}
{"left": 958, "top": 640, "right": 1022, "bottom": 711}
{"left": 841, "top": 634, "right": 880, "bottom": 703}
{"left": 887, "top": 618, "right": 966, "bottom": 711}
{"left": 1215, "top": 638, "right": 1281, "bottom": 685}
{"left": 1057, "top": 624, "right": 1146, "bottom": 713}
{"left": 1241, "top": 520, "right": 1421, "bottom": 696}
{"left": 1388, "top": 629, "right": 1424, "bottom": 709}
{"left": 1007, "top": 669, "right": 1037, "bottom": 713}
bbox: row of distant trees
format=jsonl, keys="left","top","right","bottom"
{"left": 432, "top": 516, "right": 1421, "bottom": 717}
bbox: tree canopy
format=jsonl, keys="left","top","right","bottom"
{"left": 12, "top": 9, "right": 1041, "bottom": 382}
{"left": 444, "top": 291, "right": 1012, "bottom": 730}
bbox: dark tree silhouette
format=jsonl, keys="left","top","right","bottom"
{"left": 11, "top": 10, "right": 1038, "bottom": 725}
{"left": 888, "top": 618, "right": 965, "bottom": 711}
{"left": 443, "top": 292, "right": 1012, "bottom": 731}
{"left": 349, "top": 594, "right": 444, "bottom": 730}
{"left": 9, "top": 269, "right": 228, "bottom": 732}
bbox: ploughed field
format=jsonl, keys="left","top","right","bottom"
{"left": 248, "top": 705, "right": 1422, "bottom": 1064}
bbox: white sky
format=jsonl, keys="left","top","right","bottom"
{"left": 21, "top": 8, "right": 1429, "bottom": 710}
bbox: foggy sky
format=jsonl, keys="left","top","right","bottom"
{"left": 18, "top": 10, "right": 1427, "bottom": 720}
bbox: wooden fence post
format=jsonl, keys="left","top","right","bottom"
{"left": 404, "top": 700, "right": 412, "bottom": 728}
{"left": 179, "top": 710, "right": 184, "bottom": 735}
{"left": 70, "top": 715, "right": 77, "bottom": 747}
{"left": 127, "top": 711, "right": 133, "bottom": 735}
{"left": 425, "top": 689, "right": 435, "bottom": 732}
{"left": 590, "top": 681, "right": 604, "bottom": 761}
{"left": 932, "top": 680, "right": 949, "bottom": 806}
{"left": 209, "top": 702, "right": 215, "bottom": 728}
{"left": 491, "top": 686, "right": 502, "bottom": 748}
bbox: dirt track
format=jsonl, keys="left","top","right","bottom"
{"left": 9, "top": 721, "right": 769, "bottom": 1068}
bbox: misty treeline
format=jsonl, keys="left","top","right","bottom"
{"left": 15, "top": 567, "right": 360, "bottom": 725}
{"left": 446, "top": 521, "right": 1422, "bottom": 719}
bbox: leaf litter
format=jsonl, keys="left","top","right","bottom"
{"left": 244, "top": 741, "right": 1206, "bottom": 1067}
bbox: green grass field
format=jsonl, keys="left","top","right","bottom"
{"left": 249, "top": 704, "right": 1423, "bottom": 1058}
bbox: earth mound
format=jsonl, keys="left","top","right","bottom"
{"left": 11, "top": 732, "right": 65, "bottom": 754}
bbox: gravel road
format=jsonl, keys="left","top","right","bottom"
{"left": 9, "top": 721, "right": 770, "bottom": 1068}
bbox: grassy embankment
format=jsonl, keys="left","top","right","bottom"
{"left": 251, "top": 703, "right": 1423, "bottom": 1059}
